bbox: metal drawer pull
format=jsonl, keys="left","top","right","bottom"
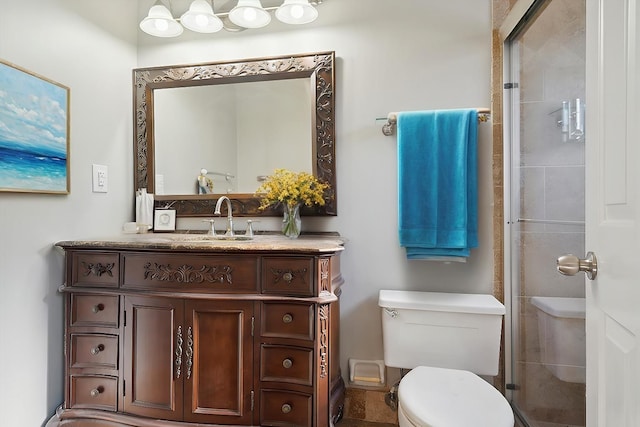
{"left": 186, "top": 326, "right": 193, "bottom": 380}
{"left": 92, "top": 304, "right": 104, "bottom": 313}
{"left": 281, "top": 403, "right": 292, "bottom": 414}
{"left": 282, "top": 272, "right": 293, "bottom": 283}
{"left": 282, "top": 313, "right": 293, "bottom": 324}
{"left": 282, "top": 358, "right": 293, "bottom": 369}
{"left": 90, "top": 344, "right": 105, "bottom": 355}
{"left": 90, "top": 386, "right": 104, "bottom": 397}
{"left": 175, "top": 326, "right": 183, "bottom": 379}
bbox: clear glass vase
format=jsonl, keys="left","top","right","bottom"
{"left": 282, "top": 203, "right": 302, "bottom": 239}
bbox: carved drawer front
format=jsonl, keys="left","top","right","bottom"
{"left": 70, "top": 294, "right": 119, "bottom": 328}
{"left": 262, "top": 257, "right": 314, "bottom": 296}
{"left": 261, "top": 302, "right": 314, "bottom": 341}
{"left": 122, "top": 253, "right": 258, "bottom": 291}
{"left": 69, "top": 374, "right": 118, "bottom": 412}
{"left": 261, "top": 344, "right": 313, "bottom": 386}
{"left": 70, "top": 334, "right": 118, "bottom": 370}
{"left": 71, "top": 252, "right": 119, "bottom": 288}
{"left": 260, "top": 389, "right": 312, "bottom": 427}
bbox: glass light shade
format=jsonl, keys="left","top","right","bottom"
{"left": 140, "top": 3, "right": 183, "bottom": 37}
{"left": 275, "top": 0, "right": 318, "bottom": 24}
{"left": 181, "top": 0, "right": 223, "bottom": 33}
{"left": 228, "top": 0, "right": 271, "bottom": 29}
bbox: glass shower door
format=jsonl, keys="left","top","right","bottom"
{"left": 505, "top": 1, "right": 586, "bottom": 426}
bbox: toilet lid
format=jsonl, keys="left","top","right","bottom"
{"left": 398, "top": 366, "right": 514, "bottom": 427}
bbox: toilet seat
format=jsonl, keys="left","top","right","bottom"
{"left": 397, "top": 366, "right": 514, "bottom": 427}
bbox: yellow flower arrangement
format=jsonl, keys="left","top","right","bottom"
{"left": 255, "top": 168, "right": 329, "bottom": 210}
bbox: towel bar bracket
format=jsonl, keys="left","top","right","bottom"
{"left": 380, "top": 109, "right": 490, "bottom": 136}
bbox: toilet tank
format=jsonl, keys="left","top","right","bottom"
{"left": 530, "top": 296, "right": 585, "bottom": 383}
{"left": 378, "top": 290, "right": 505, "bottom": 376}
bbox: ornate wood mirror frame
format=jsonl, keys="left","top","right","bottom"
{"left": 133, "top": 51, "right": 336, "bottom": 217}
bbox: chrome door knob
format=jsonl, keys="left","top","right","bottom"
{"left": 557, "top": 252, "right": 598, "bottom": 280}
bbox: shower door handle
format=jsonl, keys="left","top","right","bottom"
{"left": 556, "top": 252, "right": 598, "bottom": 280}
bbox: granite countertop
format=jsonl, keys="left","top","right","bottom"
{"left": 55, "top": 232, "right": 345, "bottom": 254}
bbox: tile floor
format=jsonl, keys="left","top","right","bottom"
{"left": 341, "top": 388, "right": 398, "bottom": 425}
{"left": 340, "top": 387, "right": 526, "bottom": 427}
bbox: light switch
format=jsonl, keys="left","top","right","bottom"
{"left": 92, "top": 164, "right": 108, "bottom": 193}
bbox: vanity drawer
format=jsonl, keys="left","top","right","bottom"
{"left": 69, "top": 374, "right": 118, "bottom": 411}
{"left": 70, "top": 294, "right": 119, "bottom": 328}
{"left": 262, "top": 257, "right": 314, "bottom": 296}
{"left": 70, "top": 334, "right": 118, "bottom": 370}
{"left": 260, "top": 389, "right": 312, "bottom": 427}
{"left": 70, "top": 252, "right": 119, "bottom": 288}
{"left": 261, "top": 302, "right": 314, "bottom": 341}
{"left": 122, "top": 253, "right": 258, "bottom": 292}
{"left": 260, "top": 344, "right": 313, "bottom": 386}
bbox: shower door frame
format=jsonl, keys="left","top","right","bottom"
{"left": 501, "top": 0, "right": 535, "bottom": 409}
{"left": 501, "top": 0, "right": 586, "bottom": 425}
{"left": 502, "top": 20, "right": 520, "bottom": 407}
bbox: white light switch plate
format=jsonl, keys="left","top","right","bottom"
{"left": 92, "top": 164, "right": 108, "bottom": 193}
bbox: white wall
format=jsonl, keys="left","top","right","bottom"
{"left": 137, "top": 0, "right": 493, "bottom": 383}
{"left": 155, "top": 85, "right": 239, "bottom": 194}
{"left": 0, "top": 1, "right": 137, "bottom": 425}
{"left": 235, "top": 79, "right": 312, "bottom": 192}
{"left": 0, "top": 1, "right": 492, "bottom": 425}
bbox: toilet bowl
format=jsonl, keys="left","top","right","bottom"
{"left": 398, "top": 367, "right": 514, "bottom": 427}
{"left": 379, "top": 290, "right": 514, "bottom": 427}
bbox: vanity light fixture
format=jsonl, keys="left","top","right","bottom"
{"left": 180, "top": 0, "right": 223, "bottom": 33}
{"left": 229, "top": 0, "right": 272, "bottom": 28}
{"left": 139, "top": 0, "right": 184, "bottom": 37}
{"left": 275, "top": 0, "right": 318, "bottom": 24}
{"left": 140, "top": 0, "right": 322, "bottom": 37}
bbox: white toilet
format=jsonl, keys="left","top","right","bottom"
{"left": 378, "top": 290, "right": 514, "bottom": 427}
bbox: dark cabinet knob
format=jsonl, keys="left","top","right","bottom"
{"left": 90, "top": 344, "right": 105, "bottom": 355}
{"left": 92, "top": 304, "right": 104, "bottom": 313}
{"left": 90, "top": 386, "right": 104, "bottom": 397}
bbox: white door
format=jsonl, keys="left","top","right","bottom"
{"left": 583, "top": 0, "right": 640, "bottom": 424}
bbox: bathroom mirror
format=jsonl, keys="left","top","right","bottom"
{"left": 133, "top": 51, "right": 336, "bottom": 217}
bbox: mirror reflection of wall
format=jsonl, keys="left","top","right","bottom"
{"left": 154, "top": 78, "right": 312, "bottom": 195}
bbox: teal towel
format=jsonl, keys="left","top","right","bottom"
{"left": 397, "top": 109, "right": 478, "bottom": 259}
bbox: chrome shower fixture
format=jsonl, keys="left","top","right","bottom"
{"left": 557, "top": 98, "right": 585, "bottom": 142}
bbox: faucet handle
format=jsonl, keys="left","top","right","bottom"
{"left": 245, "top": 220, "right": 259, "bottom": 237}
{"left": 202, "top": 219, "right": 216, "bottom": 236}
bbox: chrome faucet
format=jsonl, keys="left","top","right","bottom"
{"left": 214, "top": 196, "right": 234, "bottom": 236}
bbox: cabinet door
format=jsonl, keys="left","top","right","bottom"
{"left": 123, "top": 296, "right": 184, "bottom": 421}
{"left": 183, "top": 300, "right": 255, "bottom": 425}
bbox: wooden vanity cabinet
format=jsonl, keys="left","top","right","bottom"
{"left": 53, "top": 240, "right": 345, "bottom": 427}
{"left": 123, "top": 296, "right": 254, "bottom": 425}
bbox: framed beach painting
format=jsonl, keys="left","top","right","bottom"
{"left": 0, "top": 59, "right": 70, "bottom": 194}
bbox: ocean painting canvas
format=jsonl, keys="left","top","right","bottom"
{"left": 0, "top": 60, "right": 69, "bottom": 194}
